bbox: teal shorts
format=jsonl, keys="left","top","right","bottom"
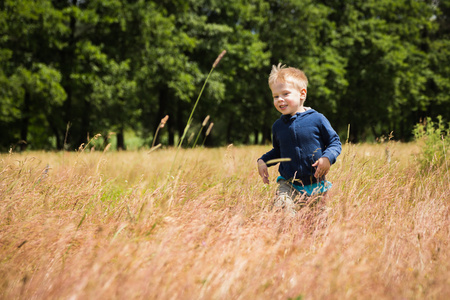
{"left": 277, "top": 176, "right": 332, "bottom": 196}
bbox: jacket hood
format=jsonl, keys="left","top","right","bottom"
{"left": 280, "top": 108, "right": 316, "bottom": 123}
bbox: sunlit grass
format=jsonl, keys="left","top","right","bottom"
{"left": 1, "top": 142, "right": 449, "bottom": 299}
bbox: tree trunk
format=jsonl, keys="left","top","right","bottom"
{"left": 254, "top": 129, "right": 259, "bottom": 145}
{"left": 153, "top": 86, "right": 168, "bottom": 146}
{"left": 117, "top": 128, "right": 125, "bottom": 150}
{"left": 20, "top": 91, "right": 30, "bottom": 151}
{"left": 226, "top": 115, "right": 233, "bottom": 144}
{"left": 262, "top": 124, "right": 271, "bottom": 145}
{"left": 77, "top": 99, "right": 90, "bottom": 149}
{"left": 176, "top": 101, "right": 185, "bottom": 147}
{"left": 47, "top": 116, "right": 62, "bottom": 149}
{"left": 61, "top": 0, "right": 77, "bottom": 148}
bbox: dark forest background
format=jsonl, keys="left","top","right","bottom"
{"left": 1, "top": 0, "right": 449, "bottom": 151}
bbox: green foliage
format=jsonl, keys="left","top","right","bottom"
{"left": 1, "top": 0, "right": 450, "bottom": 150}
{"left": 413, "top": 116, "right": 450, "bottom": 171}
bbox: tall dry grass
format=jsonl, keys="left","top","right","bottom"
{"left": 0, "top": 142, "right": 449, "bottom": 299}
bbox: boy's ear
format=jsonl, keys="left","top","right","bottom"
{"left": 300, "top": 88, "right": 307, "bottom": 100}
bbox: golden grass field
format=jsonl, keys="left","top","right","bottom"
{"left": 1, "top": 142, "right": 449, "bottom": 299}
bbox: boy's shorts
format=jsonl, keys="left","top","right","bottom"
{"left": 276, "top": 176, "right": 332, "bottom": 196}
{"left": 273, "top": 177, "right": 332, "bottom": 212}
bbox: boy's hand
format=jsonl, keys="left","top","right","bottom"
{"left": 257, "top": 159, "right": 270, "bottom": 184}
{"left": 312, "top": 157, "right": 331, "bottom": 178}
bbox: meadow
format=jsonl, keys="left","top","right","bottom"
{"left": 1, "top": 142, "right": 449, "bottom": 299}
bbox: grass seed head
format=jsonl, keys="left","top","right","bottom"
{"left": 188, "top": 132, "right": 195, "bottom": 144}
{"left": 213, "top": 50, "right": 227, "bottom": 68}
{"left": 206, "top": 122, "right": 214, "bottom": 136}
{"left": 202, "top": 115, "right": 210, "bottom": 127}
{"left": 160, "top": 115, "right": 169, "bottom": 128}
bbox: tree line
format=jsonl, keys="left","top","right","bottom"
{"left": 1, "top": 0, "right": 449, "bottom": 151}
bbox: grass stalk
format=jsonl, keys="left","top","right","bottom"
{"left": 193, "top": 115, "right": 210, "bottom": 148}
{"left": 1, "top": 143, "right": 449, "bottom": 299}
{"left": 152, "top": 115, "right": 169, "bottom": 148}
{"left": 170, "top": 50, "right": 226, "bottom": 173}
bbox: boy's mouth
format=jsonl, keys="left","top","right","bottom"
{"left": 279, "top": 105, "right": 287, "bottom": 109}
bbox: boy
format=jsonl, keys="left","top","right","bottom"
{"left": 257, "top": 63, "right": 341, "bottom": 212}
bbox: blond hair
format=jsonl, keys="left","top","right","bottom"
{"left": 269, "top": 63, "right": 308, "bottom": 92}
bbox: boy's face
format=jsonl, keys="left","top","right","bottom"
{"left": 271, "top": 81, "right": 307, "bottom": 116}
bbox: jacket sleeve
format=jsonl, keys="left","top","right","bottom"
{"left": 319, "top": 115, "right": 342, "bottom": 165}
{"left": 259, "top": 128, "right": 281, "bottom": 167}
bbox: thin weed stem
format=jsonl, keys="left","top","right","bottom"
{"left": 170, "top": 50, "right": 226, "bottom": 174}
{"left": 193, "top": 115, "right": 210, "bottom": 148}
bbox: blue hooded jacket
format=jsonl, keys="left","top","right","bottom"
{"left": 259, "top": 109, "right": 341, "bottom": 186}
